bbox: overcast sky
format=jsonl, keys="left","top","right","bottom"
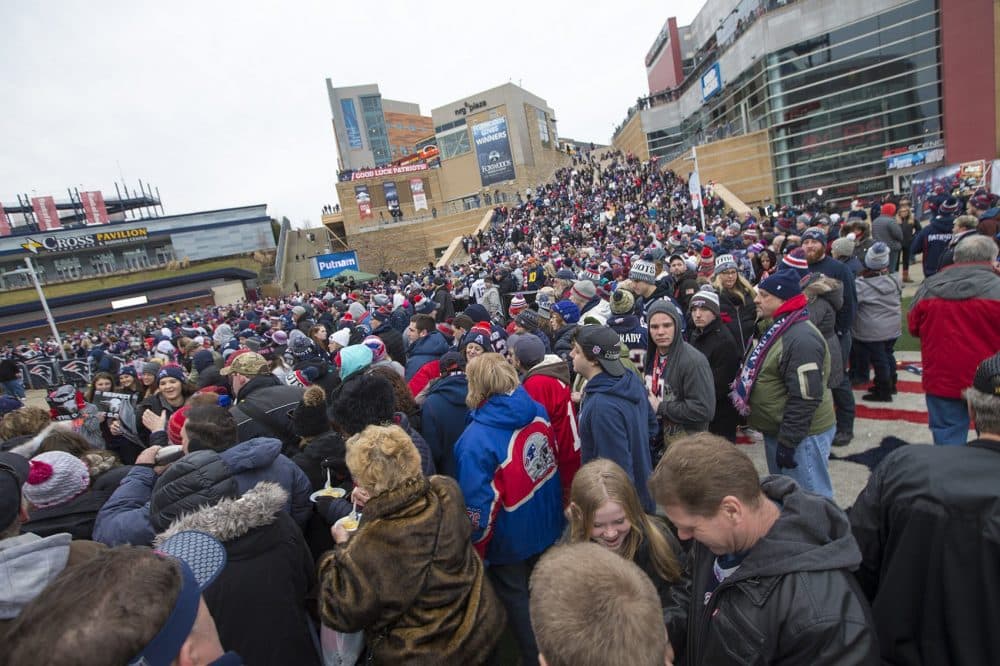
{"left": 1, "top": 1, "right": 700, "bottom": 228}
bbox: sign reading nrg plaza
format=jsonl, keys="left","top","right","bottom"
{"left": 21, "top": 227, "right": 149, "bottom": 254}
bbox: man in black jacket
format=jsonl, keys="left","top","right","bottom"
{"left": 849, "top": 351, "right": 1000, "bottom": 665}
{"left": 222, "top": 352, "right": 304, "bottom": 455}
{"left": 688, "top": 290, "right": 741, "bottom": 442}
{"left": 650, "top": 433, "right": 878, "bottom": 665}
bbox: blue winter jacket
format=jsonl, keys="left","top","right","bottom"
{"left": 404, "top": 331, "right": 450, "bottom": 380}
{"left": 454, "top": 386, "right": 564, "bottom": 565}
{"left": 93, "top": 437, "right": 312, "bottom": 546}
{"left": 578, "top": 371, "right": 657, "bottom": 512}
{"left": 910, "top": 215, "right": 954, "bottom": 278}
{"left": 420, "top": 373, "right": 470, "bottom": 477}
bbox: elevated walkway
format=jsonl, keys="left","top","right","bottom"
{"left": 710, "top": 182, "right": 752, "bottom": 216}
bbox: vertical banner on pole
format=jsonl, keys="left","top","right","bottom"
{"left": 80, "top": 191, "right": 110, "bottom": 225}
{"left": 31, "top": 196, "right": 62, "bottom": 230}
{"left": 410, "top": 178, "right": 428, "bottom": 211}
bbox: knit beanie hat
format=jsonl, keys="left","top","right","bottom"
{"left": 571, "top": 280, "right": 596, "bottom": 301}
{"left": 688, "top": 288, "right": 721, "bottom": 315}
{"left": 330, "top": 328, "right": 351, "bottom": 348}
{"left": 157, "top": 364, "right": 187, "bottom": 385}
{"left": 515, "top": 309, "right": 541, "bottom": 332}
{"left": 800, "top": 227, "right": 827, "bottom": 244}
{"left": 167, "top": 405, "right": 190, "bottom": 446}
{"left": 292, "top": 385, "right": 330, "bottom": 438}
{"left": 348, "top": 302, "right": 367, "bottom": 320}
{"left": 758, "top": 269, "right": 803, "bottom": 300}
{"left": 362, "top": 335, "right": 387, "bottom": 363}
{"left": 781, "top": 248, "right": 810, "bottom": 278}
{"left": 865, "top": 242, "right": 891, "bottom": 271}
{"left": 192, "top": 349, "right": 216, "bottom": 374}
{"left": 155, "top": 339, "right": 175, "bottom": 356}
{"left": 698, "top": 246, "right": 715, "bottom": 273}
{"left": 23, "top": 451, "right": 90, "bottom": 509}
{"left": 713, "top": 254, "right": 737, "bottom": 275}
{"left": 118, "top": 365, "right": 138, "bottom": 380}
{"left": 628, "top": 259, "right": 657, "bottom": 285}
{"left": 551, "top": 300, "right": 581, "bottom": 324}
{"left": 508, "top": 294, "right": 528, "bottom": 316}
{"left": 610, "top": 289, "right": 636, "bottom": 315}
{"left": 880, "top": 202, "right": 896, "bottom": 217}
{"left": 462, "top": 330, "right": 493, "bottom": 352}
{"left": 555, "top": 268, "right": 576, "bottom": 281}
{"left": 142, "top": 360, "right": 162, "bottom": 376}
{"left": 270, "top": 330, "right": 289, "bottom": 346}
{"left": 831, "top": 237, "right": 856, "bottom": 259}
{"left": 937, "top": 197, "right": 961, "bottom": 217}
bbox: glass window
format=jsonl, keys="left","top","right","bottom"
{"left": 438, "top": 129, "right": 471, "bottom": 159}
{"left": 536, "top": 107, "right": 550, "bottom": 146}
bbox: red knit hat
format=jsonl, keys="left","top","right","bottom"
{"left": 167, "top": 405, "right": 190, "bottom": 446}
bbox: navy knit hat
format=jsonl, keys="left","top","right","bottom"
{"left": 800, "top": 227, "right": 827, "bottom": 244}
{"left": 157, "top": 364, "right": 187, "bottom": 384}
{"left": 758, "top": 269, "right": 802, "bottom": 300}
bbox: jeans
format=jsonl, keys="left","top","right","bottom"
{"left": 832, "top": 332, "right": 856, "bottom": 435}
{"left": 856, "top": 338, "right": 896, "bottom": 387}
{"left": 1, "top": 378, "right": 26, "bottom": 399}
{"left": 487, "top": 553, "right": 542, "bottom": 665}
{"left": 764, "top": 426, "right": 836, "bottom": 499}
{"left": 926, "top": 394, "right": 970, "bottom": 445}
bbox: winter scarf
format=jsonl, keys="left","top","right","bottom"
{"left": 730, "top": 294, "right": 809, "bottom": 416}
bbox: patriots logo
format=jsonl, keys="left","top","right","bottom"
{"left": 522, "top": 431, "right": 556, "bottom": 482}
{"left": 28, "top": 363, "right": 53, "bottom": 386}
{"left": 466, "top": 507, "right": 482, "bottom": 529}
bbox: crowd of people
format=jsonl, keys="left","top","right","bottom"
{"left": 2, "top": 149, "right": 1000, "bottom": 665}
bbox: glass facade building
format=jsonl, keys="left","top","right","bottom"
{"left": 359, "top": 95, "right": 392, "bottom": 166}
{"left": 628, "top": 0, "right": 945, "bottom": 206}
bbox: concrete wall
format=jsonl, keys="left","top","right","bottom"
{"left": 612, "top": 112, "right": 650, "bottom": 161}
{"left": 666, "top": 129, "right": 775, "bottom": 207}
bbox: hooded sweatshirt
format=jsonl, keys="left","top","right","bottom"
{"left": 909, "top": 214, "right": 953, "bottom": 278}
{"left": 523, "top": 354, "right": 581, "bottom": 501}
{"left": 404, "top": 331, "right": 450, "bottom": 380}
{"left": 454, "top": 386, "right": 564, "bottom": 564}
{"left": 0, "top": 533, "right": 104, "bottom": 630}
{"left": 578, "top": 369, "right": 657, "bottom": 513}
{"left": 643, "top": 300, "right": 715, "bottom": 434}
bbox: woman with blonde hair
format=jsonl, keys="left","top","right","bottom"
{"left": 318, "top": 424, "right": 503, "bottom": 664}
{"left": 567, "top": 459, "right": 684, "bottom": 613}
{"left": 455, "top": 352, "right": 564, "bottom": 664}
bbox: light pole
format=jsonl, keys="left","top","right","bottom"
{"left": 6, "top": 257, "right": 67, "bottom": 360}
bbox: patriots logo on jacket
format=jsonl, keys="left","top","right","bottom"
{"left": 523, "top": 432, "right": 555, "bottom": 482}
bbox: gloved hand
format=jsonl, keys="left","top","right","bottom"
{"left": 776, "top": 443, "right": 798, "bottom": 470}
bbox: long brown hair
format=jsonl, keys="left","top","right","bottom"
{"left": 568, "top": 459, "right": 681, "bottom": 582}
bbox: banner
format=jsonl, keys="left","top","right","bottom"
{"left": 59, "top": 358, "right": 93, "bottom": 387}
{"left": 20, "top": 227, "right": 148, "bottom": 254}
{"left": 688, "top": 168, "right": 702, "bottom": 210}
{"left": 410, "top": 178, "right": 428, "bottom": 211}
{"left": 701, "top": 63, "right": 722, "bottom": 101}
{"left": 80, "top": 190, "right": 110, "bottom": 225}
{"left": 313, "top": 251, "right": 360, "bottom": 279}
{"left": 383, "top": 181, "right": 399, "bottom": 214}
{"left": 0, "top": 202, "right": 9, "bottom": 236}
{"left": 350, "top": 163, "right": 428, "bottom": 181}
{"left": 341, "top": 99, "right": 363, "bottom": 149}
{"left": 472, "top": 116, "right": 516, "bottom": 187}
{"left": 354, "top": 185, "right": 372, "bottom": 220}
{"left": 23, "top": 359, "right": 58, "bottom": 390}
{"left": 31, "top": 196, "right": 62, "bottom": 231}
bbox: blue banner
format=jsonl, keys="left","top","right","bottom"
{"left": 313, "top": 251, "right": 360, "bottom": 279}
{"left": 341, "top": 99, "right": 363, "bottom": 149}
{"left": 701, "top": 63, "right": 722, "bottom": 101}
{"left": 383, "top": 181, "right": 399, "bottom": 211}
{"left": 472, "top": 116, "right": 516, "bottom": 187}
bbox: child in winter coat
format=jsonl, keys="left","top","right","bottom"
{"left": 852, "top": 242, "right": 902, "bottom": 401}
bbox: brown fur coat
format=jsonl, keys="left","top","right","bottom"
{"left": 319, "top": 475, "right": 504, "bottom": 665}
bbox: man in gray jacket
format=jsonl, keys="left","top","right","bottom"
{"left": 871, "top": 202, "right": 903, "bottom": 276}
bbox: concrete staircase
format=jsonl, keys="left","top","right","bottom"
{"left": 280, "top": 227, "right": 343, "bottom": 292}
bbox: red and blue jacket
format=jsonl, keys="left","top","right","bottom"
{"left": 454, "top": 386, "right": 564, "bottom": 565}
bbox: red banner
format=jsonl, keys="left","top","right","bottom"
{"left": 80, "top": 190, "right": 110, "bottom": 225}
{"left": 31, "top": 196, "right": 62, "bottom": 230}
{"left": 0, "top": 203, "right": 10, "bottom": 236}
{"left": 351, "top": 162, "right": 428, "bottom": 181}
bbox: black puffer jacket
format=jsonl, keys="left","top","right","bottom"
{"left": 149, "top": 450, "right": 238, "bottom": 531}
{"left": 717, "top": 286, "right": 757, "bottom": 352}
{"left": 229, "top": 374, "right": 305, "bottom": 456}
{"left": 670, "top": 476, "right": 879, "bottom": 665}
{"left": 689, "top": 317, "right": 741, "bottom": 441}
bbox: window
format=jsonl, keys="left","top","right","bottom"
{"left": 360, "top": 95, "right": 391, "bottom": 166}
{"left": 535, "top": 107, "right": 550, "bottom": 146}
{"left": 438, "top": 128, "right": 471, "bottom": 159}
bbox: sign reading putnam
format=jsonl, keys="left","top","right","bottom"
{"left": 313, "top": 250, "right": 360, "bottom": 279}
{"left": 21, "top": 227, "right": 149, "bottom": 253}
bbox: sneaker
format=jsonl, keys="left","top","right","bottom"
{"left": 832, "top": 431, "right": 853, "bottom": 447}
{"left": 861, "top": 391, "right": 892, "bottom": 403}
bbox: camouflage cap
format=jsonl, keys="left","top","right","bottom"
{"left": 219, "top": 351, "right": 270, "bottom": 376}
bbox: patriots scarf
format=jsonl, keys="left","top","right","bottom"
{"left": 730, "top": 294, "right": 809, "bottom": 416}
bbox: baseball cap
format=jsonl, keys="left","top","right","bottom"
{"left": 0, "top": 451, "right": 30, "bottom": 529}
{"left": 130, "top": 530, "right": 227, "bottom": 666}
{"left": 219, "top": 351, "right": 269, "bottom": 376}
{"left": 575, "top": 325, "right": 625, "bottom": 377}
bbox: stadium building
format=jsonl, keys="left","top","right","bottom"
{"left": 0, "top": 189, "right": 275, "bottom": 344}
{"left": 612, "top": 0, "right": 999, "bottom": 208}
